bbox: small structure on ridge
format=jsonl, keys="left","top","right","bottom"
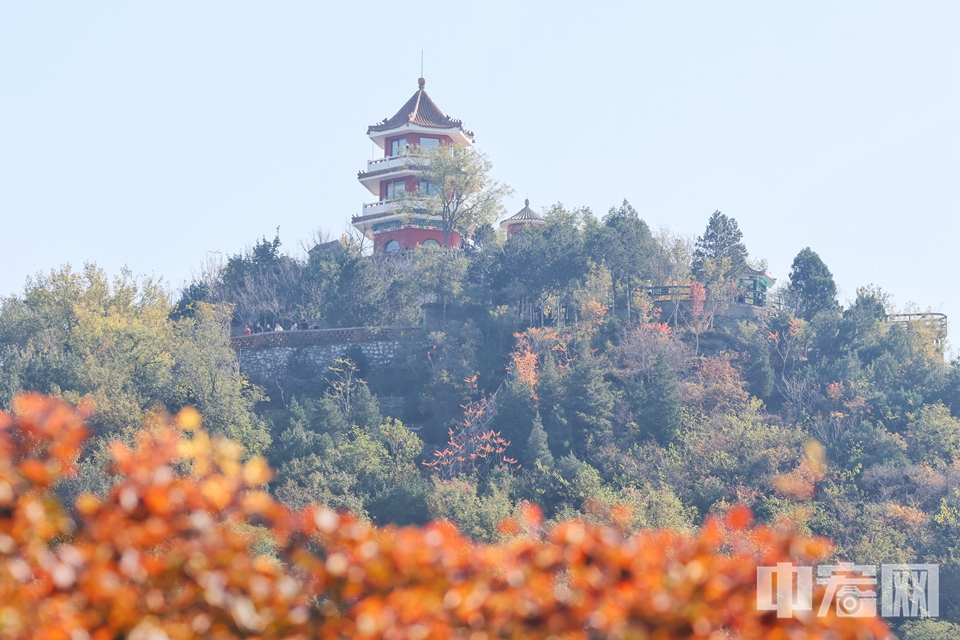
{"left": 500, "top": 199, "right": 546, "bottom": 237}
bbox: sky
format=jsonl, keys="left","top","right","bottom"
{"left": 1, "top": 2, "right": 957, "bottom": 344}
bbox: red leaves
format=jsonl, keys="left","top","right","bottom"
{"left": 0, "top": 394, "right": 891, "bottom": 639}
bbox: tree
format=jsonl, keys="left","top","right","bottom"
{"left": 588, "top": 200, "right": 655, "bottom": 320}
{"left": 526, "top": 411, "right": 555, "bottom": 470}
{"left": 0, "top": 264, "right": 267, "bottom": 453}
{"left": 402, "top": 143, "right": 512, "bottom": 248}
{"left": 564, "top": 349, "right": 615, "bottom": 459}
{"left": 898, "top": 620, "right": 960, "bottom": 640}
{"left": 691, "top": 210, "right": 748, "bottom": 281}
{"left": 905, "top": 402, "right": 960, "bottom": 469}
{"left": 643, "top": 351, "right": 683, "bottom": 446}
{"left": 746, "top": 338, "right": 775, "bottom": 401}
{"left": 786, "top": 247, "right": 840, "bottom": 321}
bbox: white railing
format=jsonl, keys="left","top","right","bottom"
{"left": 366, "top": 154, "right": 411, "bottom": 172}
{"left": 358, "top": 201, "right": 398, "bottom": 217}
{"left": 362, "top": 153, "right": 430, "bottom": 175}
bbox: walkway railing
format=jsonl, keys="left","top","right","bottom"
{"left": 230, "top": 326, "right": 422, "bottom": 350}
{"left": 887, "top": 313, "right": 948, "bottom": 340}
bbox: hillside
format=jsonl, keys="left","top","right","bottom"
{"left": 1, "top": 204, "right": 958, "bottom": 633}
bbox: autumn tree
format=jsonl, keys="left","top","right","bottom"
{"left": 0, "top": 393, "right": 895, "bottom": 639}
{"left": 402, "top": 143, "right": 512, "bottom": 248}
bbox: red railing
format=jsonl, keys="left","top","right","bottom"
{"left": 229, "top": 326, "right": 422, "bottom": 350}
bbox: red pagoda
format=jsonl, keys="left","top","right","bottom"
{"left": 353, "top": 78, "right": 474, "bottom": 253}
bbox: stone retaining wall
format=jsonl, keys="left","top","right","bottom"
{"left": 232, "top": 327, "right": 421, "bottom": 383}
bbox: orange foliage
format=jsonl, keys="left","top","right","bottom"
{"left": 773, "top": 440, "right": 828, "bottom": 501}
{"left": 579, "top": 299, "right": 608, "bottom": 334}
{"left": 510, "top": 327, "right": 577, "bottom": 397}
{"left": 509, "top": 336, "right": 539, "bottom": 399}
{"left": 0, "top": 394, "right": 890, "bottom": 639}
{"left": 424, "top": 396, "right": 519, "bottom": 479}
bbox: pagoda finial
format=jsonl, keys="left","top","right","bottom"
{"left": 418, "top": 77, "right": 426, "bottom": 89}
{"left": 525, "top": 199, "right": 530, "bottom": 207}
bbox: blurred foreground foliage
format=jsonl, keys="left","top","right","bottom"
{"left": 0, "top": 394, "right": 893, "bottom": 639}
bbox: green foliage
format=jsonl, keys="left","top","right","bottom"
{"left": 426, "top": 473, "right": 515, "bottom": 542}
{"left": 564, "top": 349, "right": 615, "bottom": 459}
{"left": 643, "top": 351, "right": 683, "bottom": 446}
{"left": 786, "top": 247, "right": 840, "bottom": 321}
{"left": 897, "top": 620, "right": 960, "bottom": 640}
{"left": 526, "top": 412, "right": 555, "bottom": 470}
{"left": 0, "top": 264, "right": 268, "bottom": 453}
{"left": 7, "top": 206, "right": 960, "bottom": 623}
{"left": 401, "top": 143, "right": 512, "bottom": 248}
{"left": 745, "top": 338, "right": 775, "bottom": 401}
{"left": 490, "top": 378, "right": 537, "bottom": 464}
{"left": 906, "top": 403, "right": 960, "bottom": 469}
{"left": 691, "top": 210, "right": 748, "bottom": 282}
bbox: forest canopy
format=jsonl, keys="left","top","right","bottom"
{"left": 1, "top": 203, "right": 958, "bottom": 635}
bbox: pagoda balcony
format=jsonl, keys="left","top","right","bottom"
{"left": 366, "top": 153, "right": 415, "bottom": 172}
{"left": 356, "top": 200, "right": 396, "bottom": 218}
{"left": 357, "top": 154, "right": 431, "bottom": 196}
{"left": 354, "top": 199, "right": 433, "bottom": 222}
{"left": 358, "top": 153, "right": 429, "bottom": 178}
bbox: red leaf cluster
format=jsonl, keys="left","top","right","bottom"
{"left": 0, "top": 394, "right": 890, "bottom": 639}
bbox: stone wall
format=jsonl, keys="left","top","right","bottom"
{"left": 237, "top": 339, "right": 403, "bottom": 384}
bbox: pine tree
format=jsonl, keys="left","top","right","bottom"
{"left": 526, "top": 411, "right": 555, "bottom": 470}
{"left": 746, "top": 341, "right": 775, "bottom": 401}
{"left": 691, "top": 210, "right": 748, "bottom": 280}
{"left": 643, "top": 351, "right": 683, "bottom": 446}
{"left": 565, "top": 349, "right": 615, "bottom": 458}
{"left": 785, "top": 247, "right": 840, "bottom": 321}
{"left": 491, "top": 378, "right": 537, "bottom": 457}
{"left": 545, "top": 405, "right": 572, "bottom": 459}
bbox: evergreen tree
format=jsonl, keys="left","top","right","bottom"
{"left": 588, "top": 200, "right": 655, "bottom": 319}
{"left": 564, "top": 350, "right": 615, "bottom": 459}
{"left": 746, "top": 340, "right": 775, "bottom": 401}
{"left": 691, "top": 211, "right": 748, "bottom": 280}
{"left": 785, "top": 247, "right": 840, "bottom": 321}
{"left": 526, "top": 411, "right": 555, "bottom": 470}
{"left": 643, "top": 351, "right": 683, "bottom": 446}
{"left": 491, "top": 379, "right": 537, "bottom": 458}
{"left": 545, "top": 405, "right": 572, "bottom": 459}
{"left": 328, "top": 256, "right": 389, "bottom": 327}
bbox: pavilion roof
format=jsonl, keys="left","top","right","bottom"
{"left": 500, "top": 200, "right": 546, "bottom": 228}
{"left": 367, "top": 78, "right": 474, "bottom": 141}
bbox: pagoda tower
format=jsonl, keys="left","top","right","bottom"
{"left": 500, "top": 199, "right": 546, "bottom": 237}
{"left": 353, "top": 78, "right": 474, "bottom": 253}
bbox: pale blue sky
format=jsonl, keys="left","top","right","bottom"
{"left": 1, "top": 2, "right": 957, "bottom": 343}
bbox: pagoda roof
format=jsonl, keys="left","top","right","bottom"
{"left": 500, "top": 200, "right": 546, "bottom": 229}
{"left": 742, "top": 269, "right": 777, "bottom": 287}
{"left": 367, "top": 78, "right": 475, "bottom": 141}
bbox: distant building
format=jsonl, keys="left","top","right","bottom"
{"left": 353, "top": 78, "right": 474, "bottom": 253}
{"left": 500, "top": 199, "right": 546, "bottom": 237}
{"left": 737, "top": 269, "right": 776, "bottom": 307}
